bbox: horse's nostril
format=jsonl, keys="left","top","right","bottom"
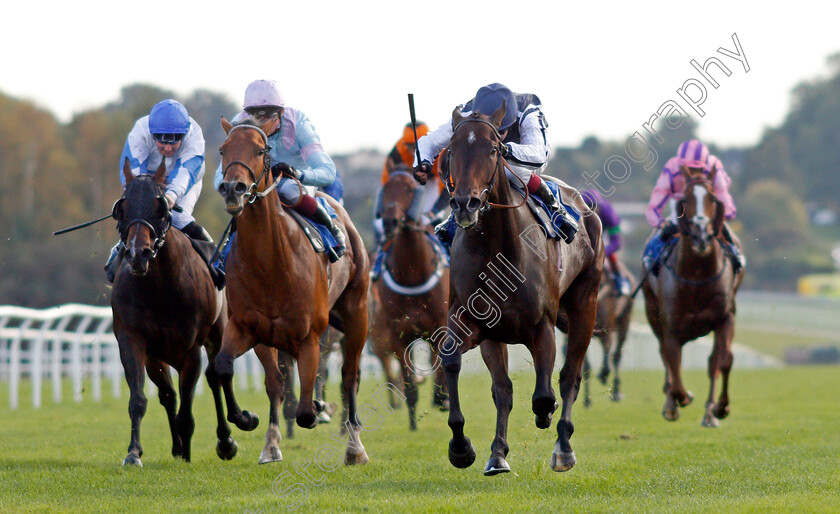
{"left": 466, "top": 198, "right": 482, "bottom": 212}
{"left": 218, "top": 182, "right": 229, "bottom": 195}
{"left": 140, "top": 248, "right": 154, "bottom": 260}
{"left": 233, "top": 182, "right": 247, "bottom": 195}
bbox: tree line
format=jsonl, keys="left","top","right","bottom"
{"left": 1, "top": 57, "right": 837, "bottom": 307}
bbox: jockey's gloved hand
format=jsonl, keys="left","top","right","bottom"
{"left": 501, "top": 143, "right": 511, "bottom": 157}
{"left": 661, "top": 221, "right": 679, "bottom": 239}
{"left": 413, "top": 161, "right": 432, "bottom": 185}
{"left": 164, "top": 192, "right": 177, "bottom": 210}
{"left": 271, "top": 162, "right": 303, "bottom": 181}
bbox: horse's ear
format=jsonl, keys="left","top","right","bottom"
{"left": 452, "top": 106, "right": 466, "bottom": 128}
{"left": 122, "top": 158, "right": 134, "bottom": 185}
{"left": 221, "top": 116, "right": 233, "bottom": 135}
{"left": 152, "top": 158, "right": 167, "bottom": 185}
{"left": 707, "top": 163, "right": 718, "bottom": 184}
{"left": 489, "top": 102, "right": 506, "bottom": 130}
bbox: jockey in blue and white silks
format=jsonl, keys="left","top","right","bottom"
{"left": 106, "top": 99, "right": 220, "bottom": 286}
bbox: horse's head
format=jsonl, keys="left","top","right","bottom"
{"left": 446, "top": 104, "right": 507, "bottom": 229}
{"left": 113, "top": 159, "right": 172, "bottom": 276}
{"left": 379, "top": 172, "right": 425, "bottom": 239}
{"left": 217, "top": 117, "right": 273, "bottom": 215}
{"left": 677, "top": 165, "right": 725, "bottom": 254}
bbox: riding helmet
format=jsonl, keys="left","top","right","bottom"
{"left": 473, "top": 83, "right": 517, "bottom": 130}
{"left": 148, "top": 99, "right": 190, "bottom": 134}
{"left": 244, "top": 79, "right": 286, "bottom": 109}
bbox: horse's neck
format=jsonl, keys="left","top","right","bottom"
{"left": 479, "top": 177, "right": 530, "bottom": 255}
{"left": 236, "top": 197, "right": 298, "bottom": 268}
{"left": 387, "top": 228, "right": 436, "bottom": 281}
{"left": 676, "top": 236, "right": 724, "bottom": 277}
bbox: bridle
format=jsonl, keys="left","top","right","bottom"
{"left": 448, "top": 116, "right": 528, "bottom": 212}
{"left": 381, "top": 171, "right": 427, "bottom": 236}
{"left": 221, "top": 124, "right": 292, "bottom": 204}
{"left": 112, "top": 184, "right": 172, "bottom": 259}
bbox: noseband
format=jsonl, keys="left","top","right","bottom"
{"left": 112, "top": 193, "right": 172, "bottom": 259}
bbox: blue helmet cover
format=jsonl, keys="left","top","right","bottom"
{"left": 149, "top": 99, "right": 190, "bottom": 134}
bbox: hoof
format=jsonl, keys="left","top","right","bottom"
{"left": 122, "top": 454, "right": 143, "bottom": 467}
{"left": 611, "top": 391, "right": 624, "bottom": 402}
{"left": 297, "top": 412, "right": 318, "bottom": 430}
{"left": 662, "top": 407, "right": 680, "bottom": 421}
{"left": 583, "top": 397, "right": 592, "bottom": 409}
{"left": 234, "top": 411, "right": 260, "bottom": 432}
{"left": 216, "top": 437, "right": 238, "bottom": 460}
{"left": 701, "top": 415, "right": 720, "bottom": 428}
{"left": 550, "top": 449, "right": 576, "bottom": 472}
{"left": 533, "top": 397, "right": 558, "bottom": 429}
{"left": 448, "top": 438, "right": 476, "bottom": 469}
{"left": 259, "top": 446, "right": 283, "bottom": 464}
{"left": 314, "top": 399, "right": 327, "bottom": 413}
{"left": 483, "top": 456, "right": 510, "bottom": 476}
{"left": 714, "top": 404, "right": 730, "bottom": 419}
{"left": 344, "top": 448, "right": 369, "bottom": 465}
{"left": 317, "top": 411, "right": 332, "bottom": 424}
{"left": 678, "top": 391, "right": 694, "bottom": 407}
{"left": 437, "top": 399, "right": 450, "bottom": 412}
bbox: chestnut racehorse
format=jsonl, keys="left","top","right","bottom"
{"left": 642, "top": 166, "right": 744, "bottom": 427}
{"left": 440, "top": 106, "right": 603, "bottom": 475}
{"left": 111, "top": 159, "right": 251, "bottom": 466}
{"left": 369, "top": 171, "right": 449, "bottom": 430}
{"left": 216, "top": 117, "right": 370, "bottom": 464}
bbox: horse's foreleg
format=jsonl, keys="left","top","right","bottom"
{"left": 660, "top": 335, "right": 693, "bottom": 421}
{"left": 204, "top": 309, "right": 239, "bottom": 460}
{"left": 432, "top": 345, "right": 449, "bottom": 411}
{"left": 174, "top": 346, "right": 202, "bottom": 462}
{"left": 442, "top": 343, "right": 475, "bottom": 469}
{"left": 117, "top": 338, "right": 147, "bottom": 467}
{"left": 705, "top": 315, "right": 735, "bottom": 426}
{"left": 611, "top": 303, "right": 632, "bottom": 402}
{"left": 295, "top": 336, "right": 321, "bottom": 430}
{"left": 480, "top": 341, "right": 513, "bottom": 476}
{"left": 254, "top": 345, "right": 286, "bottom": 463}
{"left": 215, "top": 318, "right": 260, "bottom": 432}
{"left": 553, "top": 283, "right": 597, "bottom": 472}
{"left": 144, "top": 359, "right": 181, "bottom": 460}
{"left": 582, "top": 351, "right": 592, "bottom": 408}
{"left": 315, "top": 329, "right": 335, "bottom": 422}
{"left": 531, "top": 320, "right": 559, "bottom": 426}
{"left": 396, "top": 339, "right": 419, "bottom": 431}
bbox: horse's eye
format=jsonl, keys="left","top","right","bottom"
{"left": 219, "top": 149, "right": 223, "bottom": 156}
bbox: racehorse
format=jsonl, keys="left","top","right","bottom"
{"left": 368, "top": 171, "right": 449, "bottom": 430}
{"left": 440, "top": 106, "right": 603, "bottom": 475}
{"left": 111, "top": 159, "right": 252, "bottom": 466}
{"left": 641, "top": 165, "right": 744, "bottom": 427}
{"left": 216, "top": 117, "right": 370, "bottom": 464}
{"left": 559, "top": 265, "right": 635, "bottom": 406}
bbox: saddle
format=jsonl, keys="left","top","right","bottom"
{"left": 286, "top": 208, "right": 327, "bottom": 255}
{"left": 514, "top": 179, "right": 581, "bottom": 241}
{"left": 187, "top": 238, "right": 226, "bottom": 290}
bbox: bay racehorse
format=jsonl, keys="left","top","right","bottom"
{"left": 559, "top": 264, "right": 635, "bottom": 406}
{"left": 111, "top": 159, "right": 252, "bottom": 466}
{"left": 369, "top": 171, "right": 449, "bottom": 430}
{"left": 440, "top": 106, "right": 603, "bottom": 475}
{"left": 216, "top": 117, "right": 370, "bottom": 464}
{"left": 641, "top": 165, "right": 744, "bottom": 427}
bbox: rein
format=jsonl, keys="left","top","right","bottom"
{"left": 450, "top": 117, "right": 528, "bottom": 212}
{"left": 662, "top": 235, "right": 729, "bottom": 286}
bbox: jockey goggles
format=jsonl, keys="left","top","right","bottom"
{"left": 245, "top": 108, "right": 281, "bottom": 122}
{"left": 153, "top": 133, "right": 185, "bottom": 144}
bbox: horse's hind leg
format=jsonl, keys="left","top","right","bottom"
{"left": 334, "top": 303, "right": 370, "bottom": 465}
{"left": 255, "top": 345, "right": 287, "bottom": 463}
{"left": 117, "top": 337, "right": 147, "bottom": 466}
{"left": 480, "top": 341, "right": 513, "bottom": 476}
{"left": 532, "top": 320, "right": 559, "bottom": 426}
{"left": 704, "top": 315, "right": 734, "bottom": 427}
{"left": 277, "top": 351, "right": 298, "bottom": 438}
{"left": 396, "top": 338, "right": 419, "bottom": 431}
{"left": 553, "top": 281, "right": 597, "bottom": 472}
{"left": 611, "top": 304, "right": 631, "bottom": 402}
{"left": 174, "top": 346, "right": 202, "bottom": 462}
{"left": 145, "top": 359, "right": 183, "bottom": 460}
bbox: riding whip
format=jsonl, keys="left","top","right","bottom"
{"left": 53, "top": 205, "right": 183, "bottom": 236}
{"left": 407, "top": 94, "right": 425, "bottom": 172}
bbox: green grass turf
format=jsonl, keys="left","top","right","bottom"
{"left": 1, "top": 365, "right": 838, "bottom": 513}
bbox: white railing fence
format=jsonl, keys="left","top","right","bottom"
{"left": 0, "top": 304, "right": 267, "bottom": 410}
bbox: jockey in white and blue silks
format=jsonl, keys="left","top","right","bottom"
{"left": 413, "top": 83, "right": 579, "bottom": 245}
{"left": 105, "top": 99, "right": 217, "bottom": 285}
{"left": 213, "top": 79, "right": 346, "bottom": 264}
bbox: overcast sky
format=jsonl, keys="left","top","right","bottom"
{"left": 3, "top": 1, "right": 838, "bottom": 154}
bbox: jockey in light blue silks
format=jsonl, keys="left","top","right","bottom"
{"left": 213, "top": 79, "right": 346, "bottom": 271}
{"left": 105, "top": 99, "right": 215, "bottom": 284}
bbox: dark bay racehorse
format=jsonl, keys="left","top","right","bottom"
{"left": 111, "top": 160, "right": 249, "bottom": 466}
{"left": 216, "top": 117, "right": 370, "bottom": 464}
{"left": 369, "top": 171, "right": 449, "bottom": 430}
{"left": 560, "top": 266, "right": 635, "bottom": 406}
{"left": 642, "top": 166, "right": 744, "bottom": 427}
{"left": 441, "top": 106, "right": 603, "bottom": 475}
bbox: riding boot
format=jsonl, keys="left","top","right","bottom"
{"left": 532, "top": 180, "right": 578, "bottom": 244}
{"left": 181, "top": 221, "right": 226, "bottom": 290}
{"left": 312, "top": 202, "right": 346, "bottom": 262}
{"left": 104, "top": 240, "right": 125, "bottom": 284}
{"left": 721, "top": 224, "right": 746, "bottom": 273}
